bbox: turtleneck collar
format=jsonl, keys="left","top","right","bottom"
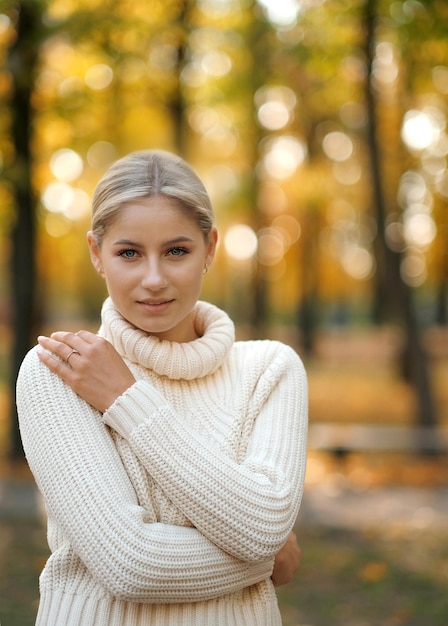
{"left": 98, "top": 297, "right": 235, "bottom": 380}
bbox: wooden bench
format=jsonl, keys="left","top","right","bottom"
{"left": 308, "top": 423, "right": 448, "bottom": 455}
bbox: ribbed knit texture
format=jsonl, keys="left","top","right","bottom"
{"left": 17, "top": 299, "right": 308, "bottom": 626}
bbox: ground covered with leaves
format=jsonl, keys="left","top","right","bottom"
{"left": 1, "top": 513, "right": 447, "bottom": 626}
{"left": 0, "top": 517, "right": 47, "bottom": 625}
{"left": 278, "top": 523, "right": 448, "bottom": 626}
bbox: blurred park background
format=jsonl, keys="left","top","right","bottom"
{"left": 0, "top": 0, "right": 448, "bottom": 624}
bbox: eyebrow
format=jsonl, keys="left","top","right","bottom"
{"left": 112, "top": 236, "right": 196, "bottom": 247}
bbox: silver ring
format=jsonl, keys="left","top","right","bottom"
{"left": 66, "top": 349, "right": 79, "bottom": 365}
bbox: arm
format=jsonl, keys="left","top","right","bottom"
{"left": 36, "top": 333, "right": 308, "bottom": 564}
{"left": 102, "top": 344, "right": 308, "bottom": 563}
{"left": 17, "top": 348, "right": 273, "bottom": 603}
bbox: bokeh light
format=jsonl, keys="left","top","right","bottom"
{"left": 403, "top": 212, "right": 436, "bottom": 248}
{"left": 201, "top": 50, "right": 232, "bottom": 77}
{"left": 340, "top": 245, "right": 374, "bottom": 280}
{"left": 255, "top": 85, "right": 296, "bottom": 131}
{"left": 50, "top": 149, "right": 83, "bottom": 182}
{"left": 224, "top": 224, "right": 258, "bottom": 261}
{"left": 257, "top": 0, "right": 301, "bottom": 27}
{"left": 401, "top": 108, "right": 444, "bottom": 151}
{"left": 257, "top": 228, "right": 285, "bottom": 266}
{"left": 84, "top": 64, "right": 114, "bottom": 90}
{"left": 401, "top": 251, "right": 427, "bottom": 287}
{"left": 87, "top": 141, "right": 117, "bottom": 169}
{"left": 41, "top": 182, "right": 90, "bottom": 221}
{"left": 322, "top": 131, "right": 354, "bottom": 162}
{"left": 261, "top": 135, "right": 307, "bottom": 179}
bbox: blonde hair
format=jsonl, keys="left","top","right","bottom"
{"left": 91, "top": 150, "right": 214, "bottom": 246}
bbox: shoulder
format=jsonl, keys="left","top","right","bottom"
{"left": 17, "top": 345, "right": 57, "bottom": 387}
{"left": 233, "top": 339, "right": 304, "bottom": 367}
{"left": 16, "top": 345, "right": 79, "bottom": 419}
{"left": 229, "top": 339, "right": 306, "bottom": 384}
{"left": 17, "top": 345, "right": 44, "bottom": 386}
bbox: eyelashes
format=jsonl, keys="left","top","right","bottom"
{"left": 117, "top": 246, "right": 190, "bottom": 260}
{"left": 117, "top": 249, "right": 137, "bottom": 259}
{"left": 168, "top": 247, "right": 189, "bottom": 257}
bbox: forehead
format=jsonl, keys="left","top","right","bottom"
{"left": 109, "top": 196, "right": 199, "bottom": 232}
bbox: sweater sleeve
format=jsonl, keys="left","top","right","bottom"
{"left": 103, "top": 343, "right": 308, "bottom": 563}
{"left": 16, "top": 347, "right": 273, "bottom": 603}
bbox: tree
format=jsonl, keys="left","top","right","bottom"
{"left": 363, "top": 0, "right": 437, "bottom": 441}
{"left": 6, "top": 1, "right": 45, "bottom": 459}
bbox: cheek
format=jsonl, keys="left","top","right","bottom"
{"left": 103, "top": 266, "right": 130, "bottom": 292}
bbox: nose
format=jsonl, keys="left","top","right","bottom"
{"left": 140, "top": 259, "right": 168, "bottom": 291}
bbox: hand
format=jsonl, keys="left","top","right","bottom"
{"left": 271, "top": 531, "right": 301, "bottom": 587}
{"left": 37, "top": 330, "right": 136, "bottom": 413}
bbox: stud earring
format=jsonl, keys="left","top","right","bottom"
{"left": 203, "top": 265, "right": 208, "bottom": 275}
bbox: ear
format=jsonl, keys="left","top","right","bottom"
{"left": 205, "top": 227, "right": 218, "bottom": 268}
{"left": 87, "top": 231, "right": 104, "bottom": 277}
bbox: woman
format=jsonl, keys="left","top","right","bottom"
{"left": 17, "top": 149, "right": 308, "bottom": 626}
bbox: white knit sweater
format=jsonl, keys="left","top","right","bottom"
{"left": 17, "top": 299, "right": 308, "bottom": 626}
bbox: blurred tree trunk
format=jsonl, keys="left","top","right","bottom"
{"left": 435, "top": 244, "right": 448, "bottom": 325}
{"left": 298, "top": 209, "right": 320, "bottom": 356}
{"left": 363, "top": 0, "right": 437, "bottom": 440}
{"left": 169, "top": 0, "right": 191, "bottom": 155}
{"left": 7, "top": 2, "right": 42, "bottom": 460}
{"left": 246, "top": 18, "right": 270, "bottom": 338}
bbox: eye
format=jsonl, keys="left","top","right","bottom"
{"left": 168, "top": 247, "right": 189, "bottom": 257}
{"left": 118, "top": 249, "right": 137, "bottom": 259}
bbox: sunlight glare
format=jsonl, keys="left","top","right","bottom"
{"left": 42, "top": 182, "right": 74, "bottom": 214}
{"left": 257, "top": 228, "right": 285, "bottom": 265}
{"left": 397, "top": 170, "right": 428, "bottom": 207}
{"left": 341, "top": 245, "right": 374, "bottom": 280}
{"left": 87, "top": 141, "right": 117, "bottom": 169}
{"left": 403, "top": 213, "right": 436, "bottom": 248}
{"left": 0, "top": 14, "right": 11, "bottom": 34}
{"left": 257, "top": 0, "right": 300, "bottom": 26}
{"left": 85, "top": 64, "right": 114, "bottom": 90}
{"left": 258, "top": 101, "right": 291, "bottom": 130}
{"left": 201, "top": 50, "right": 232, "bottom": 77}
{"left": 50, "top": 149, "right": 83, "bottom": 182}
{"left": 401, "top": 252, "right": 427, "bottom": 287}
{"left": 401, "top": 109, "right": 443, "bottom": 151}
{"left": 42, "top": 182, "right": 90, "bottom": 221}
{"left": 322, "top": 131, "right": 353, "bottom": 162}
{"left": 202, "top": 165, "right": 238, "bottom": 201}
{"left": 258, "top": 182, "right": 288, "bottom": 215}
{"left": 262, "top": 135, "right": 307, "bottom": 179}
{"left": 255, "top": 85, "right": 296, "bottom": 131}
{"left": 373, "top": 42, "right": 398, "bottom": 85}
{"left": 272, "top": 214, "right": 301, "bottom": 245}
{"left": 224, "top": 225, "right": 258, "bottom": 261}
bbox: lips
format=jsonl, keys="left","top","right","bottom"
{"left": 138, "top": 298, "right": 174, "bottom": 305}
{"left": 137, "top": 299, "right": 174, "bottom": 312}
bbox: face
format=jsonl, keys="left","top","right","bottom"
{"left": 88, "top": 195, "right": 217, "bottom": 342}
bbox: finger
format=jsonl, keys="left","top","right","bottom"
{"left": 37, "top": 345, "right": 73, "bottom": 379}
{"left": 65, "top": 348, "right": 80, "bottom": 366}
{"left": 50, "top": 330, "right": 85, "bottom": 346}
{"left": 51, "top": 331, "right": 93, "bottom": 355}
{"left": 74, "top": 329, "right": 100, "bottom": 343}
{"left": 38, "top": 335, "right": 82, "bottom": 363}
